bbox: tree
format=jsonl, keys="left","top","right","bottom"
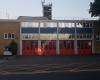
{"left": 89, "top": 0, "right": 100, "bottom": 18}
{"left": 9, "top": 40, "right": 18, "bottom": 55}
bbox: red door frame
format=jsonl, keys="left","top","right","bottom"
{"left": 77, "top": 40, "right": 92, "bottom": 56}
{"left": 60, "top": 40, "right": 74, "bottom": 56}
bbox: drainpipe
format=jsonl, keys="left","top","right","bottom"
{"left": 92, "top": 22, "right": 95, "bottom": 54}
{"left": 74, "top": 23, "right": 78, "bottom": 55}
{"left": 20, "top": 23, "right": 22, "bottom": 56}
{"left": 56, "top": 22, "right": 60, "bottom": 55}
{"left": 38, "top": 22, "right": 41, "bottom": 55}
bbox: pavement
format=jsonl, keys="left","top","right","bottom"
{"left": 0, "top": 55, "right": 100, "bottom": 75}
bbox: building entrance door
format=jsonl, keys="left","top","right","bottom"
{"left": 77, "top": 40, "right": 92, "bottom": 56}
{"left": 59, "top": 40, "right": 74, "bottom": 56}
{"left": 40, "top": 40, "right": 56, "bottom": 55}
{"left": 22, "top": 40, "right": 38, "bottom": 56}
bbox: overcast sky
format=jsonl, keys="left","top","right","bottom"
{"left": 0, "top": 0, "right": 94, "bottom": 19}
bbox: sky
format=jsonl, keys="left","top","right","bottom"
{"left": 0, "top": 0, "right": 94, "bottom": 19}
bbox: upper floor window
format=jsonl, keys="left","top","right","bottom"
{"left": 4, "top": 34, "right": 8, "bottom": 39}
{"left": 12, "top": 34, "right": 15, "bottom": 39}
{"left": 46, "top": 22, "right": 57, "bottom": 27}
{"left": 21, "top": 22, "right": 39, "bottom": 27}
{"left": 82, "top": 22, "right": 93, "bottom": 28}
{"left": 76, "top": 23, "right": 83, "bottom": 28}
{"left": 4, "top": 33, "right": 15, "bottom": 39}
{"left": 76, "top": 34, "right": 92, "bottom": 39}
{"left": 95, "top": 33, "right": 100, "bottom": 41}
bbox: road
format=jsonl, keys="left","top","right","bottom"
{"left": 0, "top": 71, "right": 100, "bottom": 80}
{"left": 0, "top": 56, "right": 100, "bottom": 80}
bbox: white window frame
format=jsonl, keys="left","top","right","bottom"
{"left": 4, "top": 33, "right": 15, "bottom": 39}
{"left": 4, "top": 33, "right": 8, "bottom": 39}
{"left": 11, "top": 33, "right": 15, "bottom": 39}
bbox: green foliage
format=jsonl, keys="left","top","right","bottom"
{"left": 89, "top": 0, "right": 100, "bottom": 17}
{"left": 9, "top": 40, "right": 18, "bottom": 55}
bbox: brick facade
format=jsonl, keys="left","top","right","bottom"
{"left": 0, "top": 20, "right": 20, "bottom": 55}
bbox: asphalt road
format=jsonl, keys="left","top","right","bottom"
{"left": 1, "top": 56, "right": 100, "bottom": 65}
{"left": 0, "top": 71, "right": 100, "bottom": 80}
{"left": 0, "top": 55, "right": 100, "bottom": 80}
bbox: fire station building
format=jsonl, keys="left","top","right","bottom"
{"left": 0, "top": 17, "right": 100, "bottom": 56}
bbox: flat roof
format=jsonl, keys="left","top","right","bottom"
{"left": 0, "top": 19, "right": 19, "bottom": 22}
{"left": 0, "top": 16, "right": 98, "bottom": 23}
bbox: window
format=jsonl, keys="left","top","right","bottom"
{"left": 80, "top": 34, "right": 82, "bottom": 38}
{"left": 8, "top": 33, "right": 11, "bottom": 39}
{"left": 96, "top": 33, "right": 100, "bottom": 41}
{"left": 46, "top": 22, "right": 57, "bottom": 27}
{"left": 83, "top": 22, "right": 90, "bottom": 27}
{"left": 40, "top": 22, "right": 44, "bottom": 27}
{"left": 69, "top": 34, "right": 74, "bottom": 39}
{"left": 76, "top": 23, "right": 83, "bottom": 28}
{"left": 86, "top": 34, "right": 92, "bottom": 39}
{"left": 90, "top": 23, "right": 93, "bottom": 28}
{"left": 71, "top": 23, "right": 75, "bottom": 27}
{"left": 77, "top": 34, "right": 80, "bottom": 38}
{"left": 11, "top": 34, "right": 15, "bottom": 39}
{"left": 21, "top": 22, "right": 39, "bottom": 27}
{"left": 68, "top": 23, "right": 72, "bottom": 27}
{"left": 4, "top": 34, "right": 8, "bottom": 39}
{"left": 59, "top": 23, "right": 69, "bottom": 27}
{"left": 4, "top": 33, "right": 15, "bottom": 39}
{"left": 83, "top": 34, "right": 86, "bottom": 38}
{"left": 32, "top": 22, "right": 39, "bottom": 27}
